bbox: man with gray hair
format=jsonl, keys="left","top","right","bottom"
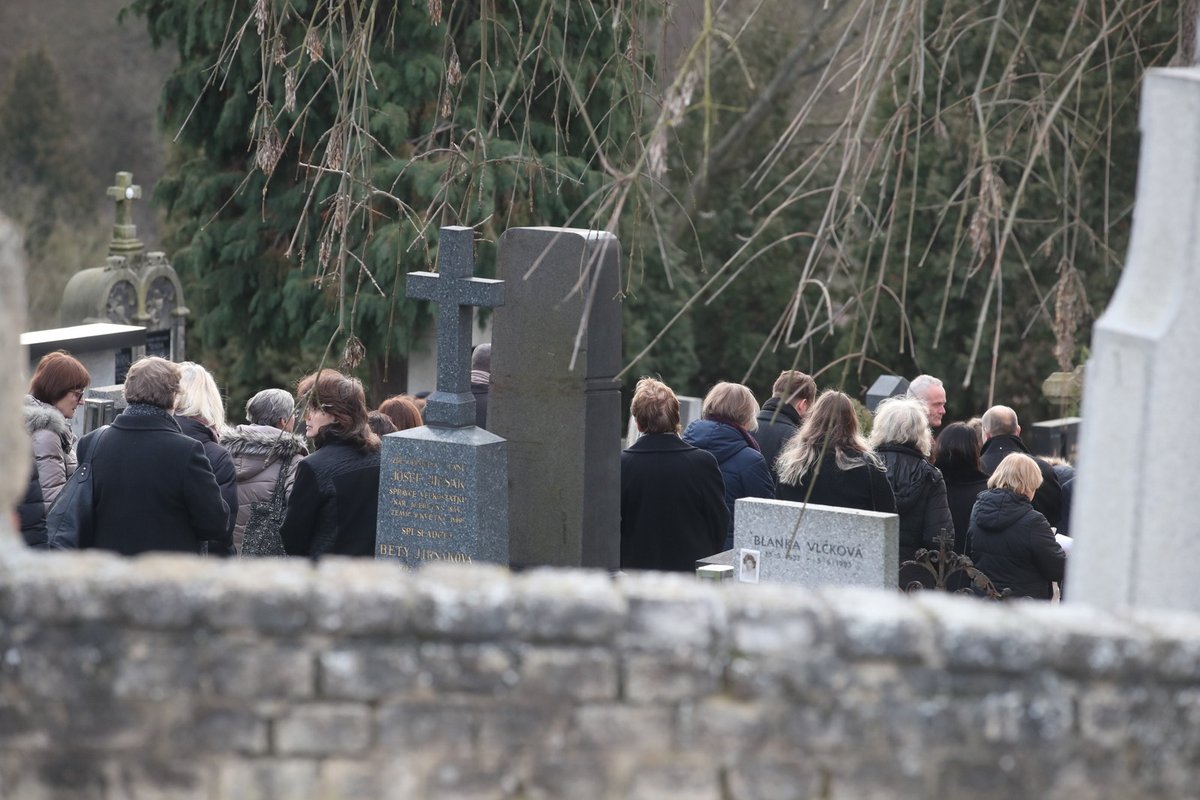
{"left": 907, "top": 374, "right": 947, "bottom": 429}
{"left": 221, "top": 388, "right": 309, "bottom": 553}
{"left": 980, "top": 404, "right": 1063, "bottom": 528}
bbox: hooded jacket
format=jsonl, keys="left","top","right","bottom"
{"left": 220, "top": 423, "right": 309, "bottom": 553}
{"left": 967, "top": 487, "right": 1066, "bottom": 599}
{"left": 22, "top": 395, "right": 77, "bottom": 510}
{"left": 876, "top": 443, "right": 955, "bottom": 561}
{"left": 682, "top": 418, "right": 774, "bottom": 543}
{"left": 754, "top": 398, "right": 803, "bottom": 483}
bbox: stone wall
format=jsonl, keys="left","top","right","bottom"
{"left": 2, "top": 545, "right": 1199, "bottom": 800}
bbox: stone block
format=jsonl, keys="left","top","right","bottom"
{"left": 274, "top": 702, "right": 372, "bottom": 756}
{"left": 418, "top": 642, "right": 519, "bottom": 695}
{"left": 518, "top": 646, "right": 618, "bottom": 701}
{"left": 617, "top": 572, "right": 727, "bottom": 654}
{"left": 912, "top": 591, "right": 1047, "bottom": 673}
{"left": 626, "top": 763, "right": 723, "bottom": 800}
{"left": 624, "top": 651, "right": 722, "bottom": 703}
{"left": 312, "top": 558, "right": 418, "bottom": 635}
{"left": 318, "top": 644, "right": 421, "bottom": 701}
{"left": 202, "top": 642, "right": 314, "bottom": 699}
{"left": 318, "top": 758, "right": 420, "bottom": 800}
{"left": 168, "top": 705, "right": 269, "bottom": 754}
{"left": 819, "top": 587, "right": 934, "bottom": 662}
{"left": 513, "top": 568, "right": 626, "bottom": 644}
{"left": 566, "top": 705, "right": 675, "bottom": 750}
{"left": 410, "top": 564, "right": 517, "bottom": 640}
{"left": 376, "top": 702, "right": 477, "bottom": 755}
{"left": 214, "top": 759, "right": 321, "bottom": 800}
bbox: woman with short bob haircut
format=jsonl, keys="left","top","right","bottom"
{"left": 279, "top": 369, "right": 381, "bottom": 557}
{"left": 621, "top": 378, "right": 728, "bottom": 571}
{"left": 682, "top": 381, "right": 774, "bottom": 549}
{"left": 174, "top": 362, "right": 239, "bottom": 549}
{"left": 23, "top": 350, "right": 91, "bottom": 509}
{"left": 967, "top": 453, "right": 1066, "bottom": 599}
{"left": 378, "top": 394, "right": 423, "bottom": 431}
{"left": 870, "top": 396, "right": 954, "bottom": 588}
{"left": 776, "top": 390, "right": 895, "bottom": 513}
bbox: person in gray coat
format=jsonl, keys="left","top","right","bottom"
{"left": 221, "top": 388, "right": 309, "bottom": 553}
{"left": 23, "top": 350, "right": 90, "bottom": 510}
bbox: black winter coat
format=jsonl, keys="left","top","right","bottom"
{"left": 280, "top": 437, "right": 381, "bottom": 558}
{"left": 938, "top": 463, "right": 990, "bottom": 555}
{"left": 18, "top": 459, "right": 47, "bottom": 547}
{"left": 620, "top": 433, "right": 729, "bottom": 572}
{"left": 980, "top": 434, "right": 1063, "bottom": 527}
{"left": 968, "top": 487, "right": 1066, "bottom": 599}
{"left": 81, "top": 410, "right": 231, "bottom": 555}
{"left": 176, "top": 415, "right": 239, "bottom": 554}
{"left": 877, "top": 443, "right": 954, "bottom": 588}
{"left": 755, "top": 398, "right": 802, "bottom": 483}
{"left": 776, "top": 450, "right": 896, "bottom": 514}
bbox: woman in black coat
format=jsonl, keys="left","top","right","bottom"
{"left": 933, "top": 422, "right": 990, "bottom": 555}
{"left": 870, "top": 397, "right": 954, "bottom": 589}
{"left": 621, "top": 378, "right": 729, "bottom": 572}
{"left": 968, "top": 453, "right": 1066, "bottom": 599}
{"left": 174, "top": 362, "right": 239, "bottom": 555}
{"left": 82, "top": 357, "right": 231, "bottom": 555}
{"left": 280, "top": 369, "right": 381, "bottom": 558}
{"left": 776, "top": 390, "right": 895, "bottom": 514}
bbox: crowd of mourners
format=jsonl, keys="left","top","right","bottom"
{"left": 16, "top": 350, "right": 444, "bottom": 558}
{"left": 16, "top": 347, "right": 1068, "bottom": 600}
{"left": 621, "top": 372, "right": 1070, "bottom": 600}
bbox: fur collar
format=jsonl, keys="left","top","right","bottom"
{"left": 23, "top": 395, "right": 71, "bottom": 439}
{"left": 220, "top": 423, "right": 309, "bottom": 459}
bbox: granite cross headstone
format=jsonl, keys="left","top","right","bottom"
{"left": 698, "top": 498, "right": 899, "bottom": 588}
{"left": 488, "top": 227, "right": 623, "bottom": 570}
{"left": 106, "top": 171, "right": 143, "bottom": 255}
{"left": 375, "top": 226, "right": 509, "bottom": 567}
{"left": 1069, "top": 66, "right": 1200, "bottom": 613}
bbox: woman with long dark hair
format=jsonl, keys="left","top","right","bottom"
{"left": 934, "top": 422, "right": 990, "bottom": 555}
{"left": 280, "top": 369, "right": 381, "bottom": 557}
{"left": 776, "top": 390, "right": 895, "bottom": 513}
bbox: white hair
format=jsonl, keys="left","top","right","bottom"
{"left": 246, "top": 388, "right": 295, "bottom": 427}
{"left": 869, "top": 397, "right": 933, "bottom": 457}
{"left": 175, "top": 362, "right": 226, "bottom": 428}
{"left": 907, "top": 374, "right": 943, "bottom": 401}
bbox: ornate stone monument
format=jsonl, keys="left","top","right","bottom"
{"left": 60, "top": 172, "right": 189, "bottom": 372}
{"left": 375, "top": 226, "right": 509, "bottom": 567}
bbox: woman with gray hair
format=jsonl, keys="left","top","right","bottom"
{"left": 682, "top": 381, "right": 775, "bottom": 549}
{"left": 221, "top": 388, "right": 309, "bottom": 553}
{"left": 870, "top": 396, "right": 954, "bottom": 589}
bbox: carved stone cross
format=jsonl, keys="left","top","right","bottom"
{"left": 406, "top": 226, "right": 504, "bottom": 427}
{"left": 106, "top": 171, "right": 143, "bottom": 255}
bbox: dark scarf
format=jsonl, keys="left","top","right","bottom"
{"left": 707, "top": 414, "right": 762, "bottom": 452}
{"left": 124, "top": 403, "right": 173, "bottom": 418}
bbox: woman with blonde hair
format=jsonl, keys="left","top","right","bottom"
{"left": 870, "top": 396, "right": 954, "bottom": 588}
{"left": 682, "top": 381, "right": 775, "bottom": 549}
{"left": 967, "top": 453, "right": 1066, "bottom": 599}
{"left": 776, "top": 390, "right": 895, "bottom": 513}
{"left": 174, "top": 362, "right": 239, "bottom": 551}
{"left": 23, "top": 350, "right": 90, "bottom": 509}
{"left": 280, "top": 369, "right": 381, "bottom": 557}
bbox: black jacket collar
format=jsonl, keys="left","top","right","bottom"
{"left": 757, "top": 397, "right": 802, "bottom": 426}
{"left": 625, "top": 432, "right": 694, "bottom": 453}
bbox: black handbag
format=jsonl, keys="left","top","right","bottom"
{"left": 241, "top": 454, "right": 294, "bottom": 557}
{"left": 44, "top": 426, "right": 109, "bottom": 550}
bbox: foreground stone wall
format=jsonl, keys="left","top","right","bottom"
{"left": 2, "top": 546, "right": 1199, "bottom": 800}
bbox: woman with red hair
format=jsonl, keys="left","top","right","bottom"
{"left": 23, "top": 350, "right": 90, "bottom": 510}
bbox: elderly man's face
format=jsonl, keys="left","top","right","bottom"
{"left": 921, "top": 386, "right": 947, "bottom": 428}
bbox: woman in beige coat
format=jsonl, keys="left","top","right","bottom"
{"left": 23, "top": 350, "right": 90, "bottom": 510}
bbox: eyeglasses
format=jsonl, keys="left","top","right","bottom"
{"left": 70, "top": 389, "right": 86, "bottom": 400}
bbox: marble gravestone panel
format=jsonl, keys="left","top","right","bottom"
{"left": 489, "top": 227, "right": 623, "bottom": 570}
{"left": 375, "top": 226, "right": 508, "bottom": 568}
{"left": 728, "top": 498, "right": 899, "bottom": 588}
{"left": 1069, "top": 67, "right": 1200, "bottom": 613}
{"left": 376, "top": 427, "right": 507, "bottom": 565}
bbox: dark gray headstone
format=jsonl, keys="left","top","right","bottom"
{"left": 1031, "top": 417, "right": 1081, "bottom": 462}
{"left": 865, "top": 375, "right": 909, "bottom": 412}
{"left": 489, "top": 227, "right": 623, "bottom": 569}
{"left": 376, "top": 226, "right": 509, "bottom": 568}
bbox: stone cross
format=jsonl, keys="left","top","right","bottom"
{"left": 106, "top": 172, "right": 143, "bottom": 255}
{"left": 406, "top": 226, "right": 504, "bottom": 427}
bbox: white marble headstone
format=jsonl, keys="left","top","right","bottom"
{"left": 1069, "top": 67, "right": 1200, "bottom": 613}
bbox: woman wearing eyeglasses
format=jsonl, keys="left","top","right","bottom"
{"left": 23, "top": 350, "right": 90, "bottom": 511}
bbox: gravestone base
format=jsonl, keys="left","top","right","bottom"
{"left": 375, "top": 427, "right": 508, "bottom": 567}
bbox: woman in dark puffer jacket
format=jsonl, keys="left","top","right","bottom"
{"left": 968, "top": 453, "right": 1066, "bottom": 600}
{"left": 934, "top": 422, "right": 990, "bottom": 556}
{"left": 870, "top": 397, "right": 954, "bottom": 589}
{"left": 682, "top": 382, "right": 775, "bottom": 549}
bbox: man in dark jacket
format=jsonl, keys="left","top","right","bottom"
{"left": 621, "top": 378, "right": 728, "bottom": 572}
{"left": 980, "top": 405, "right": 1063, "bottom": 528}
{"left": 755, "top": 370, "right": 817, "bottom": 483}
{"left": 80, "top": 357, "right": 231, "bottom": 556}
